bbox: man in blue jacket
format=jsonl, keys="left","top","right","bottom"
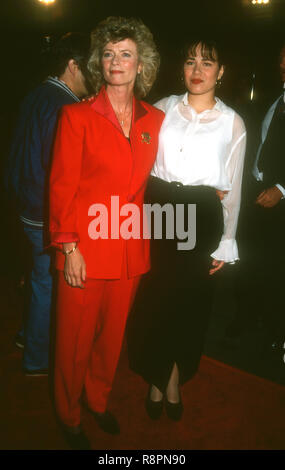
{"left": 6, "top": 32, "right": 91, "bottom": 376}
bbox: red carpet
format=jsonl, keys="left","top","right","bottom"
{"left": 1, "top": 278, "right": 285, "bottom": 450}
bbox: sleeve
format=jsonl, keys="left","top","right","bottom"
{"left": 154, "top": 97, "right": 170, "bottom": 113}
{"left": 49, "top": 105, "right": 84, "bottom": 247}
{"left": 276, "top": 184, "right": 285, "bottom": 198}
{"left": 211, "top": 113, "right": 247, "bottom": 263}
{"left": 39, "top": 105, "right": 60, "bottom": 171}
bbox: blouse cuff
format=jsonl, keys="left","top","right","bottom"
{"left": 276, "top": 184, "right": 285, "bottom": 199}
{"left": 211, "top": 238, "right": 239, "bottom": 264}
{"left": 50, "top": 232, "right": 80, "bottom": 249}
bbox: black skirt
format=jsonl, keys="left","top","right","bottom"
{"left": 127, "top": 176, "right": 223, "bottom": 391}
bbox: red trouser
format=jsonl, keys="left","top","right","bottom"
{"left": 54, "top": 269, "right": 140, "bottom": 427}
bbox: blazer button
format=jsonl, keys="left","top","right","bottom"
{"left": 127, "top": 195, "right": 134, "bottom": 202}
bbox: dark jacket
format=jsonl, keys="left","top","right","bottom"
{"left": 5, "top": 77, "right": 79, "bottom": 224}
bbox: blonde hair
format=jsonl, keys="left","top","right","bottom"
{"left": 88, "top": 16, "right": 160, "bottom": 99}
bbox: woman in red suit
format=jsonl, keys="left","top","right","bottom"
{"left": 49, "top": 16, "right": 164, "bottom": 449}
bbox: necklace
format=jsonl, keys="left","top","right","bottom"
{"left": 114, "top": 104, "right": 132, "bottom": 127}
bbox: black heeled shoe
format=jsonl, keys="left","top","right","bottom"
{"left": 165, "top": 391, "right": 183, "bottom": 421}
{"left": 92, "top": 410, "right": 120, "bottom": 435}
{"left": 61, "top": 425, "right": 91, "bottom": 450}
{"left": 145, "top": 386, "right": 163, "bottom": 420}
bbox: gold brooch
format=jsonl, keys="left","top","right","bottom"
{"left": 141, "top": 132, "right": 151, "bottom": 144}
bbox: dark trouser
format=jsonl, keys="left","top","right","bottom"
{"left": 21, "top": 225, "right": 53, "bottom": 370}
{"left": 234, "top": 180, "right": 285, "bottom": 342}
{"left": 127, "top": 176, "right": 223, "bottom": 391}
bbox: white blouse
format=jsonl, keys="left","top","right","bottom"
{"left": 152, "top": 93, "right": 247, "bottom": 263}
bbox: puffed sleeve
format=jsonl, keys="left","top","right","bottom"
{"left": 211, "top": 113, "right": 247, "bottom": 263}
{"left": 49, "top": 105, "right": 84, "bottom": 247}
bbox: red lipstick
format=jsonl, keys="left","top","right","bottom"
{"left": 191, "top": 79, "right": 203, "bottom": 84}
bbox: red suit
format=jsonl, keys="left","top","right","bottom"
{"left": 49, "top": 87, "right": 164, "bottom": 427}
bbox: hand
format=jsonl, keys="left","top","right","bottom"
{"left": 209, "top": 259, "right": 225, "bottom": 275}
{"left": 256, "top": 186, "right": 283, "bottom": 208}
{"left": 216, "top": 189, "right": 229, "bottom": 201}
{"left": 63, "top": 245, "right": 86, "bottom": 288}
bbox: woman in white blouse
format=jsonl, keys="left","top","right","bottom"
{"left": 127, "top": 39, "right": 246, "bottom": 421}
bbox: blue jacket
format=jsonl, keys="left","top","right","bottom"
{"left": 5, "top": 77, "right": 79, "bottom": 224}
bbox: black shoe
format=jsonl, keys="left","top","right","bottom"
{"left": 145, "top": 386, "right": 163, "bottom": 420}
{"left": 15, "top": 333, "right": 25, "bottom": 349}
{"left": 62, "top": 426, "right": 91, "bottom": 450}
{"left": 165, "top": 393, "right": 183, "bottom": 421}
{"left": 92, "top": 410, "right": 120, "bottom": 435}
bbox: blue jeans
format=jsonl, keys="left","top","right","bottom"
{"left": 21, "top": 225, "right": 52, "bottom": 370}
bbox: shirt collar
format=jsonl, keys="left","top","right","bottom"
{"left": 45, "top": 76, "right": 80, "bottom": 102}
{"left": 181, "top": 92, "right": 228, "bottom": 114}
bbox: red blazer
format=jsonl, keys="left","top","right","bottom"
{"left": 49, "top": 87, "right": 164, "bottom": 279}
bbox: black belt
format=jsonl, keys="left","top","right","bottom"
{"left": 150, "top": 176, "right": 214, "bottom": 193}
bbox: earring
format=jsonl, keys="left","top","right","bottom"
{"left": 216, "top": 78, "right": 222, "bottom": 88}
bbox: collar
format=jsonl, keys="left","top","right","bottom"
{"left": 181, "top": 92, "right": 228, "bottom": 114}
{"left": 45, "top": 76, "right": 80, "bottom": 102}
{"left": 90, "top": 86, "right": 147, "bottom": 132}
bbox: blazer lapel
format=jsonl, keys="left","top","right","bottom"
{"left": 90, "top": 86, "right": 122, "bottom": 133}
{"left": 261, "top": 95, "right": 282, "bottom": 144}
